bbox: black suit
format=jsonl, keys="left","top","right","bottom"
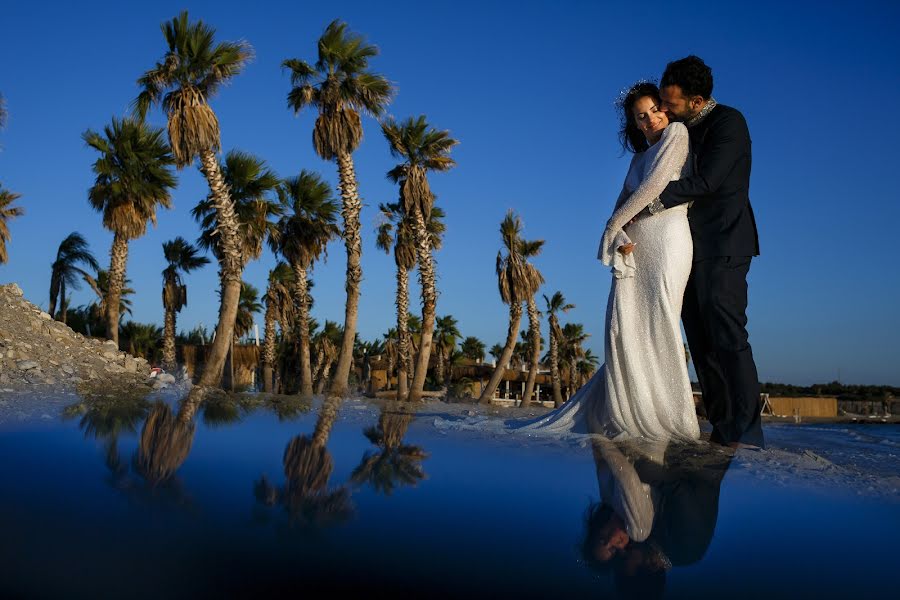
{"left": 660, "top": 104, "right": 764, "bottom": 447}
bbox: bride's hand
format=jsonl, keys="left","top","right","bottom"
{"left": 617, "top": 243, "right": 635, "bottom": 256}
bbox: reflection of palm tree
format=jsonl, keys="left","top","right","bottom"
{"left": 134, "top": 391, "right": 204, "bottom": 487}
{"left": 351, "top": 403, "right": 427, "bottom": 495}
{"left": 254, "top": 396, "right": 353, "bottom": 527}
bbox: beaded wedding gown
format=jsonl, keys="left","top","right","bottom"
{"left": 516, "top": 122, "right": 700, "bottom": 442}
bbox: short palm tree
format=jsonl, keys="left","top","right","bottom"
{"left": 0, "top": 184, "right": 23, "bottom": 265}
{"left": 460, "top": 336, "right": 486, "bottom": 362}
{"left": 120, "top": 321, "right": 163, "bottom": 362}
{"left": 235, "top": 282, "right": 262, "bottom": 341}
{"left": 559, "top": 322, "right": 590, "bottom": 396}
{"left": 351, "top": 403, "right": 427, "bottom": 495}
{"left": 161, "top": 237, "right": 209, "bottom": 371}
{"left": 382, "top": 115, "right": 458, "bottom": 401}
{"left": 489, "top": 344, "right": 504, "bottom": 364}
{"left": 262, "top": 262, "right": 295, "bottom": 393}
{"left": 270, "top": 171, "right": 340, "bottom": 398}
{"left": 577, "top": 348, "right": 600, "bottom": 388}
{"left": 135, "top": 10, "right": 252, "bottom": 387}
{"left": 376, "top": 201, "right": 446, "bottom": 400}
{"left": 543, "top": 291, "right": 575, "bottom": 407}
{"left": 83, "top": 117, "right": 177, "bottom": 346}
{"left": 49, "top": 232, "right": 99, "bottom": 323}
{"left": 283, "top": 20, "right": 393, "bottom": 398}
{"left": 433, "top": 314, "right": 461, "bottom": 386}
{"left": 479, "top": 211, "right": 543, "bottom": 404}
{"left": 312, "top": 320, "right": 342, "bottom": 394}
{"left": 193, "top": 149, "right": 281, "bottom": 268}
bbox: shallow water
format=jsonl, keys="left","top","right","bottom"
{"left": 0, "top": 391, "right": 897, "bottom": 599}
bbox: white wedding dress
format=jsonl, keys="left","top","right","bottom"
{"left": 516, "top": 122, "right": 700, "bottom": 442}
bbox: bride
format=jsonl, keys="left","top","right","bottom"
{"left": 516, "top": 81, "right": 699, "bottom": 442}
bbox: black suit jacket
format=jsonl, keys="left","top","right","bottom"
{"left": 659, "top": 104, "right": 760, "bottom": 259}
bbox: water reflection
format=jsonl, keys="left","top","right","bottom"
{"left": 254, "top": 395, "right": 354, "bottom": 528}
{"left": 134, "top": 392, "right": 203, "bottom": 487}
{"left": 582, "top": 439, "right": 732, "bottom": 598}
{"left": 351, "top": 401, "right": 428, "bottom": 495}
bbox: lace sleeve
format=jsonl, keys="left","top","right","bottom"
{"left": 598, "top": 124, "right": 689, "bottom": 276}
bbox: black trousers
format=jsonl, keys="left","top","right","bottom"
{"left": 682, "top": 256, "right": 764, "bottom": 447}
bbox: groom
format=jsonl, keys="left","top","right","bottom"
{"left": 647, "top": 56, "right": 764, "bottom": 449}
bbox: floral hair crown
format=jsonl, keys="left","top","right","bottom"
{"left": 614, "top": 78, "right": 659, "bottom": 109}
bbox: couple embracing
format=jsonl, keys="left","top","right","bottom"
{"left": 521, "top": 56, "right": 763, "bottom": 450}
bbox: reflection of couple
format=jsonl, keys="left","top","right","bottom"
{"left": 523, "top": 56, "right": 763, "bottom": 449}
{"left": 580, "top": 439, "right": 732, "bottom": 597}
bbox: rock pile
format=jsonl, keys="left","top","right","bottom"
{"left": 0, "top": 283, "right": 153, "bottom": 392}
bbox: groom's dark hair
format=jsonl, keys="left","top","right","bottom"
{"left": 661, "top": 55, "right": 713, "bottom": 99}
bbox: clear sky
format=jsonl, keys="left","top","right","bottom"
{"left": 2, "top": 0, "right": 898, "bottom": 385}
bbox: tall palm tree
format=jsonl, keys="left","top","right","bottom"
{"left": 520, "top": 239, "right": 545, "bottom": 406}
{"left": 135, "top": 10, "right": 252, "bottom": 387}
{"left": 376, "top": 202, "right": 446, "bottom": 400}
{"left": 382, "top": 116, "right": 458, "bottom": 401}
{"left": 283, "top": 20, "right": 392, "bottom": 399}
{"left": 433, "top": 314, "right": 461, "bottom": 387}
{"left": 234, "top": 282, "right": 262, "bottom": 341}
{"left": 49, "top": 233, "right": 99, "bottom": 323}
{"left": 0, "top": 184, "right": 23, "bottom": 265}
{"left": 270, "top": 171, "right": 340, "bottom": 398}
{"left": 478, "top": 212, "right": 543, "bottom": 404}
{"left": 543, "top": 291, "right": 574, "bottom": 407}
{"left": 161, "top": 237, "right": 209, "bottom": 371}
{"left": 83, "top": 117, "right": 177, "bottom": 346}
{"left": 262, "top": 262, "right": 295, "bottom": 393}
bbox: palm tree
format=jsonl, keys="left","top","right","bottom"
{"left": 478, "top": 211, "right": 543, "bottom": 404}
{"left": 0, "top": 184, "right": 23, "bottom": 265}
{"left": 489, "top": 343, "right": 504, "bottom": 364}
{"left": 312, "top": 320, "right": 342, "bottom": 395}
{"left": 376, "top": 202, "right": 446, "bottom": 400}
{"left": 577, "top": 348, "right": 600, "bottom": 388}
{"left": 262, "top": 262, "right": 295, "bottom": 393}
{"left": 120, "top": 321, "right": 163, "bottom": 362}
{"left": 460, "top": 336, "right": 486, "bottom": 363}
{"left": 135, "top": 10, "right": 252, "bottom": 387}
{"left": 559, "top": 322, "right": 590, "bottom": 397}
{"left": 193, "top": 149, "right": 281, "bottom": 267}
{"left": 270, "top": 171, "right": 340, "bottom": 398}
{"left": 433, "top": 315, "right": 461, "bottom": 387}
{"left": 520, "top": 239, "right": 545, "bottom": 406}
{"left": 382, "top": 116, "right": 458, "bottom": 401}
{"left": 351, "top": 403, "right": 427, "bottom": 495}
{"left": 283, "top": 20, "right": 392, "bottom": 399}
{"left": 83, "top": 117, "right": 176, "bottom": 346}
{"left": 161, "top": 237, "right": 209, "bottom": 371}
{"left": 235, "top": 282, "right": 262, "bottom": 341}
{"left": 83, "top": 268, "right": 135, "bottom": 331}
{"left": 543, "top": 291, "right": 574, "bottom": 407}
{"left": 48, "top": 233, "right": 99, "bottom": 323}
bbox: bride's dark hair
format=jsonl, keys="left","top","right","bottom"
{"left": 617, "top": 81, "right": 661, "bottom": 154}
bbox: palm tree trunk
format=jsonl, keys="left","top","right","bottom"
{"left": 396, "top": 266, "right": 410, "bottom": 401}
{"left": 312, "top": 396, "right": 342, "bottom": 448}
{"left": 293, "top": 263, "right": 314, "bottom": 398}
{"left": 435, "top": 347, "right": 444, "bottom": 387}
{"left": 549, "top": 317, "right": 563, "bottom": 407}
{"left": 522, "top": 296, "right": 541, "bottom": 406}
{"left": 162, "top": 307, "right": 177, "bottom": 372}
{"left": 409, "top": 208, "right": 436, "bottom": 402}
{"left": 478, "top": 302, "right": 523, "bottom": 404}
{"left": 262, "top": 299, "right": 276, "bottom": 393}
{"left": 49, "top": 274, "right": 59, "bottom": 321}
{"left": 197, "top": 150, "right": 243, "bottom": 388}
{"left": 105, "top": 232, "right": 129, "bottom": 346}
{"left": 59, "top": 278, "right": 68, "bottom": 324}
{"left": 312, "top": 344, "right": 325, "bottom": 387}
{"left": 329, "top": 151, "right": 363, "bottom": 398}
{"left": 316, "top": 359, "right": 333, "bottom": 395}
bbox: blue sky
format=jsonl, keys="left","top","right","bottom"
{"left": 2, "top": 0, "right": 898, "bottom": 385}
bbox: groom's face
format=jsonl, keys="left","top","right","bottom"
{"left": 660, "top": 85, "right": 703, "bottom": 122}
